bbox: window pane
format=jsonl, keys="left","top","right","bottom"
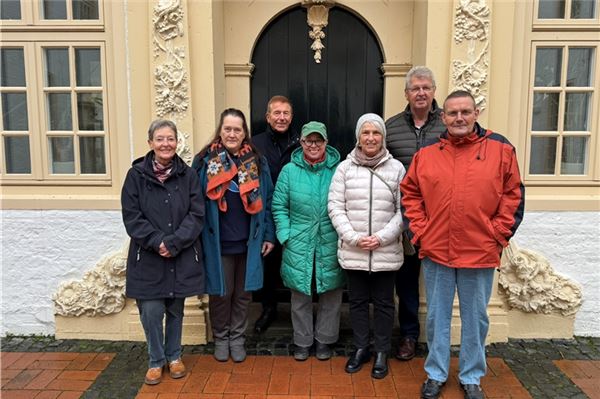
{"left": 1, "top": 93, "right": 28, "bottom": 130}
{"left": 567, "top": 48, "right": 594, "bottom": 87}
{"left": 1, "top": 48, "right": 25, "bottom": 87}
{"left": 72, "top": 0, "right": 98, "bottom": 19}
{"left": 75, "top": 48, "right": 101, "bottom": 86}
{"left": 4, "top": 136, "right": 30, "bottom": 173}
{"left": 77, "top": 93, "right": 103, "bottom": 130}
{"left": 43, "top": 0, "right": 67, "bottom": 19}
{"left": 48, "top": 136, "right": 74, "bottom": 173}
{"left": 564, "top": 92, "right": 591, "bottom": 131}
{"left": 0, "top": 0, "right": 21, "bottom": 20}
{"left": 532, "top": 92, "right": 559, "bottom": 131}
{"left": 529, "top": 136, "right": 557, "bottom": 174}
{"left": 47, "top": 93, "right": 72, "bottom": 130}
{"left": 535, "top": 48, "right": 562, "bottom": 87}
{"left": 561, "top": 136, "right": 588, "bottom": 174}
{"left": 45, "top": 48, "right": 70, "bottom": 87}
{"left": 79, "top": 136, "right": 105, "bottom": 173}
{"left": 571, "top": 0, "right": 596, "bottom": 18}
{"left": 538, "top": 0, "right": 565, "bottom": 18}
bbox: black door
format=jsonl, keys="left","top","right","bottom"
{"left": 251, "top": 6, "right": 384, "bottom": 158}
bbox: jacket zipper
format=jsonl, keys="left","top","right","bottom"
{"left": 368, "top": 172, "right": 373, "bottom": 274}
{"left": 136, "top": 245, "right": 141, "bottom": 261}
{"left": 193, "top": 246, "right": 199, "bottom": 262}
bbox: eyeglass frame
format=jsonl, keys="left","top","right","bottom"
{"left": 406, "top": 85, "right": 435, "bottom": 94}
{"left": 301, "top": 138, "right": 326, "bottom": 147}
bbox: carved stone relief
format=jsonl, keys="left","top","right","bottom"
{"left": 153, "top": 0, "right": 192, "bottom": 164}
{"left": 452, "top": 0, "right": 490, "bottom": 111}
{"left": 499, "top": 241, "right": 583, "bottom": 317}
{"left": 53, "top": 246, "right": 128, "bottom": 316}
{"left": 302, "top": 1, "right": 335, "bottom": 63}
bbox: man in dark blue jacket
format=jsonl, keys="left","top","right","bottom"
{"left": 385, "top": 66, "right": 445, "bottom": 361}
{"left": 251, "top": 95, "right": 300, "bottom": 333}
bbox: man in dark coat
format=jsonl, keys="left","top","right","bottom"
{"left": 251, "top": 95, "right": 300, "bottom": 333}
{"left": 385, "top": 66, "right": 446, "bottom": 361}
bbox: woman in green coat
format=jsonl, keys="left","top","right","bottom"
{"left": 272, "top": 121, "right": 345, "bottom": 362}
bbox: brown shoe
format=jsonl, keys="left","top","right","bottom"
{"left": 144, "top": 366, "right": 163, "bottom": 385}
{"left": 169, "top": 358, "right": 187, "bottom": 379}
{"left": 395, "top": 337, "right": 416, "bottom": 361}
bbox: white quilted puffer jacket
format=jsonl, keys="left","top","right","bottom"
{"left": 328, "top": 149, "right": 405, "bottom": 272}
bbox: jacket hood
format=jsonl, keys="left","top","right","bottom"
{"left": 290, "top": 144, "right": 340, "bottom": 169}
{"left": 132, "top": 150, "right": 188, "bottom": 179}
{"left": 347, "top": 147, "right": 393, "bottom": 168}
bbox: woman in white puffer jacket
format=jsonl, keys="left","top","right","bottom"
{"left": 328, "top": 113, "right": 405, "bottom": 380}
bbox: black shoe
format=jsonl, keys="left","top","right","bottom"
{"left": 395, "top": 336, "right": 416, "bottom": 361}
{"left": 371, "top": 352, "right": 388, "bottom": 379}
{"left": 344, "top": 348, "right": 371, "bottom": 373}
{"left": 421, "top": 378, "right": 445, "bottom": 399}
{"left": 315, "top": 341, "right": 332, "bottom": 361}
{"left": 254, "top": 306, "right": 277, "bottom": 333}
{"left": 461, "top": 383, "right": 484, "bottom": 399}
{"left": 293, "top": 344, "right": 310, "bottom": 361}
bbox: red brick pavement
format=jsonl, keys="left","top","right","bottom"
{"left": 1, "top": 352, "right": 115, "bottom": 399}
{"left": 554, "top": 360, "right": 600, "bottom": 399}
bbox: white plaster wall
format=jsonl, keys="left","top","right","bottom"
{"left": 514, "top": 211, "right": 600, "bottom": 337}
{"left": 1, "top": 210, "right": 127, "bottom": 336}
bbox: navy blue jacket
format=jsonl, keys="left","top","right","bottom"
{"left": 122, "top": 151, "right": 204, "bottom": 299}
{"left": 252, "top": 126, "right": 300, "bottom": 184}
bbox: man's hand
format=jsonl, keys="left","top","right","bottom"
{"left": 262, "top": 241, "right": 275, "bottom": 256}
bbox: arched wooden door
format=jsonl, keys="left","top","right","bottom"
{"left": 251, "top": 6, "right": 384, "bottom": 158}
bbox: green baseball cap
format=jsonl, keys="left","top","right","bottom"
{"left": 301, "top": 121, "right": 327, "bottom": 140}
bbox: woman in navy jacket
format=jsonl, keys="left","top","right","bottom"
{"left": 193, "top": 108, "right": 275, "bottom": 363}
{"left": 121, "top": 119, "right": 204, "bottom": 385}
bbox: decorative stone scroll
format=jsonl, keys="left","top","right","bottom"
{"left": 302, "top": 1, "right": 335, "bottom": 63}
{"left": 499, "top": 241, "right": 583, "bottom": 317}
{"left": 153, "top": 0, "right": 192, "bottom": 164}
{"left": 451, "top": 0, "right": 490, "bottom": 111}
{"left": 53, "top": 245, "right": 128, "bottom": 316}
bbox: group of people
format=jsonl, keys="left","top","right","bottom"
{"left": 121, "top": 66, "right": 525, "bottom": 399}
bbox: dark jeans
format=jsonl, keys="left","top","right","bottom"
{"left": 136, "top": 298, "right": 185, "bottom": 368}
{"left": 346, "top": 269, "right": 396, "bottom": 353}
{"left": 254, "top": 243, "right": 283, "bottom": 309}
{"left": 395, "top": 252, "right": 421, "bottom": 340}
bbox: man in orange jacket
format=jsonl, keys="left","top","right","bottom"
{"left": 401, "top": 90, "right": 525, "bottom": 399}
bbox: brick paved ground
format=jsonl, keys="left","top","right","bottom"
{"left": 1, "top": 334, "right": 599, "bottom": 398}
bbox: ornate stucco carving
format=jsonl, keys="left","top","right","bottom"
{"left": 53, "top": 246, "right": 128, "bottom": 316}
{"left": 452, "top": 0, "right": 490, "bottom": 111}
{"left": 302, "top": 1, "right": 335, "bottom": 63}
{"left": 153, "top": 0, "right": 192, "bottom": 164}
{"left": 499, "top": 241, "right": 583, "bottom": 317}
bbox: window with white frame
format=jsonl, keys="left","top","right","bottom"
{"left": 0, "top": 0, "right": 109, "bottom": 183}
{"left": 526, "top": 0, "right": 599, "bottom": 182}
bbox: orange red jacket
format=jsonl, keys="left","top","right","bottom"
{"left": 400, "top": 124, "right": 525, "bottom": 268}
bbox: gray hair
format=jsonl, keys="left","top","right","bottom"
{"left": 405, "top": 66, "right": 436, "bottom": 90}
{"left": 147, "top": 119, "right": 178, "bottom": 141}
{"left": 355, "top": 113, "right": 387, "bottom": 148}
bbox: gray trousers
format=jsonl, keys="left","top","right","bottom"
{"left": 291, "top": 288, "right": 343, "bottom": 347}
{"left": 209, "top": 254, "right": 252, "bottom": 347}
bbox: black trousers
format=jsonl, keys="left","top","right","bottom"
{"left": 346, "top": 269, "right": 396, "bottom": 353}
{"left": 395, "top": 252, "right": 421, "bottom": 340}
{"left": 254, "top": 243, "right": 283, "bottom": 309}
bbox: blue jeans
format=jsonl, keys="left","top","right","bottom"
{"left": 422, "top": 258, "right": 495, "bottom": 385}
{"left": 137, "top": 298, "right": 185, "bottom": 368}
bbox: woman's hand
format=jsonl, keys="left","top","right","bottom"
{"left": 159, "top": 242, "right": 172, "bottom": 257}
{"left": 261, "top": 241, "right": 275, "bottom": 256}
{"left": 357, "top": 235, "right": 381, "bottom": 251}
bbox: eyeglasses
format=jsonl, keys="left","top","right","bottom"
{"left": 301, "top": 139, "right": 325, "bottom": 147}
{"left": 407, "top": 86, "right": 434, "bottom": 94}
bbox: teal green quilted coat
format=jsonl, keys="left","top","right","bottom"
{"left": 272, "top": 146, "right": 345, "bottom": 295}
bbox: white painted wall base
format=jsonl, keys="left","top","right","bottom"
{"left": 1, "top": 209, "right": 598, "bottom": 337}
